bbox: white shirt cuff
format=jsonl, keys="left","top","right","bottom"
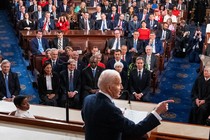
{"left": 151, "top": 110, "right": 162, "bottom": 121}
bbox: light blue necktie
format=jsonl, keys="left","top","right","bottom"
{"left": 92, "top": 69, "right": 96, "bottom": 78}
{"left": 134, "top": 40, "right": 137, "bottom": 50}
{"left": 5, "top": 74, "right": 11, "bottom": 98}
{"left": 69, "top": 71, "right": 74, "bottom": 91}
{"left": 38, "top": 39, "right": 44, "bottom": 53}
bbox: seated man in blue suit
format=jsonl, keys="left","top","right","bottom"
{"left": 82, "top": 69, "right": 174, "bottom": 140}
{"left": 30, "top": 30, "right": 50, "bottom": 55}
{"left": 147, "top": 32, "right": 164, "bottom": 56}
{"left": 38, "top": 11, "right": 55, "bottom": 31}
{"left": 95, "top": 13, "right": 112, "bottom": 31}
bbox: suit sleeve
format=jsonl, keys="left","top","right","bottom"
{"left": 13, "top": 73, "right": 21, "bottom": 96}
{"left": 142, "top": 71, "right": 151, "bottom": 95}
{"left": 30, "top": 39, "right": 39, "bottom": 55}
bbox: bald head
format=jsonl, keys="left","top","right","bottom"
{"left": 98, "top": 70, "right": 122, "bottom": 98}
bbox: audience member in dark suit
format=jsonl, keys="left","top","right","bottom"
{"left": 43, "top": 0, "right": 53, "bottom": 12}
{"left": 51, "top": 30, "right": 70, "bottom": 54}
{"left": 37, "top": 62, "right": 59, "bottom": 106}
{"left": 146, "top": 14, "right": 159, "bottom": 30}
{"left": 38, "top": 11, "right": 55, "bottom": 31}
{"left": 146, "top": 3, "right": 154, "bottom": 14}
{"left": 121, "top": 45, "right": 132, "bottom": 66}
{"left": 189, "top": 30, "right": 203, "bottom": 63}
{"left": 156, "top": 23, "right": 172, "bottom": 43}
{"left": 81, "top": 56, "right": 104, "bottom": 102}
{"left": 189, "top": 66, "right": 210, "bottom": 125}
{"left": 18, "top": 13, "right": 35, "bottom": 30}
{"left": 114, "top": 61, "right": 128, "bottom": 100}
{"left": 148, "top": 32, "right": 164, "bottom": 56}
{"left": 50, "top": 5, "right": 59, "bottom": 20}
{"left": 28, "top": 0, "right": 38, "bottom": 13}
{"left": 101, "top": 0, "right": 111, "bottom": 15}
{"left": 127, "top": 15, "right": 141, "bottom": 37}
{"left": 46, "top": 48, "right": 64, "bottom": 74}
{"left": 0, "top": 60, "right": 20, "bottom": 101}
{"left": 30, "top": 30, "right": 49, "bottom": 55}
{"left": 62, "top": 46, "right": 74, "bottom": 62}
{"left": 82, "top": 69, "right": 173, "bottom": 140}
{"left": 59, "top": 0, "right": 70, "bottom": 13}
{"left": 107, "top": 6, "right": 120, "bottom": 21}
{"left": 143, "top": 45, "right": 158, "bottom": 72}
{"left": 79, "top": 12, "right": 94, "bottom": 30}
{"left": 91, "top": 6, "right": 102, "bottom": 21}
{"left": 113, "top": 14, "right": 128, "bottom": 32}
{"left": 138, "top": 8, "right": 149, "bottom": 21}
{"left": 129, "top": 57, "right": 151, "bottom": 102}
{"left": 72, "top": 51, "right": 86, "bottom": 72}
{"left": 60, "top": 59, "right": 81, "bottom": 109}
{"left": 165, "top": 0, "right": 173, "bottom": 10}
{"left": 127, "top": 31, "right": 145, "bottom": 56}
{"left": 31, "top": 5, "right": 44, "bottom": 21}
{"left": 106, "top": 30, "right": 126, "bottom": 54}
{"left": 16, "top": 6, "right": 26, "bottom": 21}
{"left": 106, "top": 49, "right": 128, "bottom": 72}
{"left": 95, "top": 13, "right": 112, "bottom": 31}
{"left": 82, "top": 46, "right": 99, "bottom": 66}
{"left": 116, "top": 1, "right": 127, "bottom": 14}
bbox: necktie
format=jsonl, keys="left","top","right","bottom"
{"left": 102, "top": 20, "right": 105, "bottom": 30}
{"left": 138, "top": 70, "right": 142, "bottom": 80}
{"left": 146, "top": 56, "right": 151, "bottom": 70}
{"left": 5, "top": 74, "right": 11, "bottom": 98}
{"left": 118, "top": 6, "right": 121, "bottom": 14}
{"left": 38, "top": 39, "right": 44, "bottom": 53}
{"left": 116, "top": 39, "right": 119, "bottom": 50}
{"left": 52, "top": 61, "right": 56, "bottom": 68}
{"left": 122, "top": 55, "right": 125, "bottom": 61}
{"left": 43, "top": 20, "right": 48, "bottom": 31}
{"left": 134, "top": 40, "right": 137, "bottom": 50}
{"left": 92, "top": 69, "right": 96, "bottom": 78}
{"left": 69, "top": 71, "right": 74, "bottom": 91}
{"left": 58, "top": 39, "right": 62, "bottom": 49}
{"left": 150, "top": 20, "right": 153, "bottom": 29}
{"left": 112, "top": 13, "right": 115, "bottom": 21}
{"left": 34, "top": 5, "right": 37, "bottom": 11}
{"left": 134, "top": 22, "right": 137, "bottom": 29}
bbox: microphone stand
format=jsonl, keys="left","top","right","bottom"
{"left": 128, "top": 90, "right": 131, "bottom": 104}
{"left": 65, "top": 90, "right": 69, "bottom": 123}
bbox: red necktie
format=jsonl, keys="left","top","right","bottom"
{"left": 43, "top": 20, "right": 47, "bottom": 30}
{"left": 112, "top": 13, "right": 115, "bottom": 21}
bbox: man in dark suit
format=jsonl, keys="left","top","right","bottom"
{"left": 82, "top": 46, "right": 99, "bottom": 66}
{"left": 106, "top": 49, "right": 128, "bottom": 72}
{"left": 81, "top": 56, "right": 104, "bottom": 102}
{"left": 127, "top": 15, "right": 141, "bottom": 38}
{"left": 129, "top": 57, "right": 151, "bottom": 102}
{"left": 60, "top": 59, "right": 81, "bottom": 109}
{"left": 31, "top": 5, "right": 44, "bottom": 21}
{"left": 82, "top": 69, "right": 173, "bottom": 140}
{"left": 28, "top": 0, "right": 38, "bottom": 13}
{"left": 72, "top": 51, "right": 86, "bottom": 72}
{"left": 143, "top": 45, "right": 158, "bottom": 72}
{"left": 107, "top": 6, "right": 120, "bottom": 21}
{"left": 79, "top": 12, "right": 94, "bottom": 30}
{"left": 46, "top": 48, "right": 64, "bottom": 74}
{"left": 43, "top": 0, "right": 53, "bottom": 12}
{"left": 165, "top": 0, "right": 173, "bottom": 10}
{"left": 106, "top": 30, "right": 126, "bottom": 54}
{"left": 95, "top": 13, "right": 112, "bottom": 31}
{"left": 38, "top": 11, "right": 55, "bottom": 31}
{"left": 121, "top": 45, "right": 132, "bottom": 66}
{"left": 59, "top": 0, "right": 70, "bottom": 13}
{"left": 146, "top": 14, "right": 159, "bottom": 30}
{"left": 0, "top": 60, "right": 20, "bottom": 101}
{"left": 101, "top": 0, "right": 111, "bottom": 15}
{"left": 50, "top": 5, "right": 59, "bottom": 20}
{"left": 189, "top": 66, "right": 210, "bottom": 125}
{"left": 138, "top": 8, "right": 149, "bottom": 21}
{"left": 16, "top": 6, "right": 26, "bottom": 21}
{"left": 91, "top": 6, "right": 102, "bottom": 21}
{"left": 113, "top": 14, "right": 128, "bottom": 31}
{"left": 30, "top": 30, "right": 49, "bottom": 55}
{"left": 148, "top": 32, "right": 164, "bottom": 56}
{"left": 127, "top": 31, "right": 145, "bottom": 56}
{"left": 176, "top": 0, "right": 186, "bottom": 10}
{"left": 156, "top": 23, "right": 172, "bottom": 43}
{"left": 51, "top": 30, "right": 70, "bottom": 54}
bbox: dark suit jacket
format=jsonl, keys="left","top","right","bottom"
{"left": 128, "top": 21, "right": 141, "bottom": 37}
{"left": 156, "top": 29, "right": 172, "bottom": 43}
{"left": 113, "top": 20, "right": 128, "bottom": 31}
{"left": 95, "top": 20, "right": 112, "bottom": 30}
{"left": 147, "top": 39, "right": 164, "bottom": 55}
{"left": 82, "top": 93, "right": 160, "bottom": 140}
{"left": 146, "top": 19, "right": 159, "bottom": 30}
{"left": 91, "top": 12, "right": 102, "bottom": 21}
{"left": 59, "top": 4, "right": 70, "bottom": 13}
{"left": 81, "top": 66, "right": 104, "bottom": 92}
{"left": 120, "top": 71, "right": 128, "bottom": 90}
{"left": 107, "top": 38, "right": 127, "bottom": 50}
{"left": 37, "top": 72, "right": 60, "bottom": 100}
{"left": 127, "top": 38, "right": 144, "bottom": 55}
{"left": 0, "top": 72, "right": 20, "bottom": 99}
{"left": 50, "top": 11, "right": 60, "bottom": 20}
{"left": 123, "top": 52, "right": 132, "bottom": 66}
{"left": 107, "top": 13, "right": 120, "bottom": 21}
{"left": 60, "top": 69, "right": 81, "bottom": 95}
{"left": 30, "top": 37, "right": 49, "bottom": 55}
{"left": 51, "top": 37, "right": 70, "bottom": 49}
{"left": 79, "top": 19, "right": 94, "bottom": 30}
{"left": 106, "top": 59, "right": 128, "bottom": 72}
{"left": 38, "top": 18, "right": 55, "bottom": 30}
{"left": 28, "top": 4, "right": 38, "bottom": 12}
{"left": 129, "top": 68, "right": 151, "bottom": 95}
{"left": 31, "top": 11, "right": 44, "bottom": 20}
{"left": 46, "top": 59, "right": 64, "bottom": 74}
{"left": 101, "top": 5, "right": 111, "bottom": 14}
{"left": 138, "top": 13, "right": 149, "bottom": 21}
{"left": 143, "top": 54, "right": 158, "bottom": 72}
{"left": 18, "top": 19, "right": 35, "bottom": 30}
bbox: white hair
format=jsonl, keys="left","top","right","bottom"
{"left": 114, "top": 61, "right": 124, "bottom": 69}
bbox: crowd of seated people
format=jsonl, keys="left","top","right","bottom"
{"left": 6, "top": 0, "right": 210, "bottom": 126}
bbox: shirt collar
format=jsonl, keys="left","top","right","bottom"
{"left": 99, "top": 90, "right": 114, "bottom": 103}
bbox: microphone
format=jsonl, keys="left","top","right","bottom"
{"left": 65, "top": 90, "right": 69, "bottom": 123}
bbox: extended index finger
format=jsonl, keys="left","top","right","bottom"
{"left": 163, "top": 100, "right": 175, "bottom": 104}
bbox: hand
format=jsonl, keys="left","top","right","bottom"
{"left": 68, "top": 92, "right": 76, "bottom": 98}
{"left": 107, "top": 49, "right": 111, "bottom": 54}
{"left": 134, "top": 93, "right": 142, "bottom": 100}
{"left": 48, "top": 94, "right": 55, "bottom": 99}
{"left": 195, "top": 98, "right": 200, "bottom": 106}
{"left": 199, "top": 100, "right": 205, "bottom": 106}
{"left": 3, "top": 98, "right": 13, "bottom": 102}
{"left": 155, "top": 53, "right": 160, "bottom": 56}
{"left": 154, "top": 100, "right": 174, "bottom": 115}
